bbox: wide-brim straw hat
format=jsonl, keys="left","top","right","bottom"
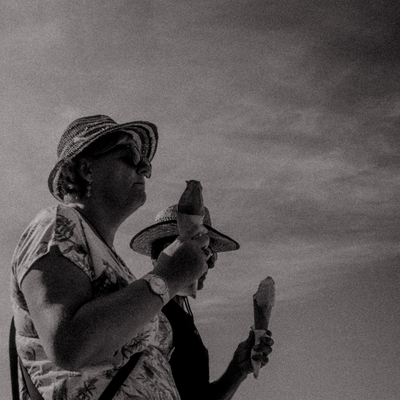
{"left": 48, "top": 114, "right": 158, "bottom": 201}
{"left": 130, "top": 204, "right": 240, "bottom": 256}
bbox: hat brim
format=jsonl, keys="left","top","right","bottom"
{"left": 130, "top": 220, "right": 240, "bottom": 256}
{"left": 48, "top": 121, "right": 158, "bottom": 202}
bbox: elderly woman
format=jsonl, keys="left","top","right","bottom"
{"left": 130, "top": 205, "right": 274, "bottom": 400}
{"left": 10, "top": 115, "right": 209, "bottom": 400}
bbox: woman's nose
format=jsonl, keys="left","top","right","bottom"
{"left": 136, "top": 158, "right": 152, "bottom": 178}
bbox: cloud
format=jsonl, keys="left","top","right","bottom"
{"left": 192, "top": 234, "right": 399, "bottom": 314}
{"left": 1, "top": 4, "right": 399, "bottom": 399}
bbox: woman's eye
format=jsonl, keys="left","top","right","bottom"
{"left": 124, "top": 157, "right": 135, "bottom": 166}
{"left": 118, "top": 151, "right": 132, "bottom": 164}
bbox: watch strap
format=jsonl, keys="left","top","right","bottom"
{"left": 142, "top": 273, "right": 170, "bottom": 305}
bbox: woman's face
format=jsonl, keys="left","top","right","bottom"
{"left": 197, "top": 251, "right": 217, "bottom": 290}
{"left": 88, "top": 138, "right": 152, "bottom": 215}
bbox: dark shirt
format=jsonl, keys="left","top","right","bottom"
{"left": 162, "top": 298, "right": 210, "bottom": 400}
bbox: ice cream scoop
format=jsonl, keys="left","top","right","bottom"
{"left": 177, "top": 180, "right": 205, "bottom": 240}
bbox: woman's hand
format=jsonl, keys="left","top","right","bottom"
{"left": 230, "top": 330, "right": 274, "bottom": 377}
{"left": 153, "top": 223, "right": 209, "bottom": 292}
{"left": 207, "top": 330, "right": 274, "bottom": 399}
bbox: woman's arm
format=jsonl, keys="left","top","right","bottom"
{"left": 207, "top": 331, "right": 273, "bottom": 400}
{"left": 21, "top": 234, "right": 209, "bottom": 371}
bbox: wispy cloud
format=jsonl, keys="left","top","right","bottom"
{"left": 1, "top": 2, "right": 400, "bottom": 398}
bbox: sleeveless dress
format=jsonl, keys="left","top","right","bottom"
{"left": 10, "top": 204, "right": 180, "bottom": 400}
{"left": 162, "top": 298, "right": 210, "bottom": 400}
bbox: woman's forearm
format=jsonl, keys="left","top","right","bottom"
{"left": 22, "top": 250, "right": 182, "bottom": 371}
{"left": 61, "top": 278, "right": 175, "bottom": 368}
{"left": 208, "top": 361, "right": 248, "bottom": 400}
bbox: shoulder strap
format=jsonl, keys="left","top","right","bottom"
{"left": 9, "top": 318, "right": 20, "bottom": 400}
{"left": 10, "top": 318, "right": 44, "bottom": 400}
{"left": 98, "top": 351, "right": 142, "bottom": 400}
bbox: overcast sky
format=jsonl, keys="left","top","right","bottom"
{"left": 1, "top": 1, "right": 399, "bottom": 399}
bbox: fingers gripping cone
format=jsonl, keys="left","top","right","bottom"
{"left": 251, "top": 276, "right": 275, "bottom": 378}
{"left": 176, "top": 180, "right": 206, "bottom": 298}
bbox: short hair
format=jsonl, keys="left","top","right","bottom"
{"left": 57, "top": 159, "right": 90, "bottom": 200}
{"left": 58, "top": 131, "right": 131, "bottom": 201}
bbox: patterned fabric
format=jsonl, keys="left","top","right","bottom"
{"left": 10, "top": 204, "right": 180, "bottom": 400}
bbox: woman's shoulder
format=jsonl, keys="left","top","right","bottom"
{"left": 12, "top": 204, "right": 90, "bottom": 282}
{"left": 15, "top": 206, "right": 58, "bottom": 248}
{"left": 19, "top": 204, "right": 82, "bottom": 240}
{"left": 24, "top": 203, "right": 78, "bottom": 224}
{"left": 55, "top": 202, "right": 83, "bottom": 220}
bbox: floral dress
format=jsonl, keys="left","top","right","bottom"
{"left": 10, "top": 204, "right": 180, "bottom": 400}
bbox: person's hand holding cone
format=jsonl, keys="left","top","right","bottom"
{"left": 251, "top": 276, "right": 275, "bottom": 378}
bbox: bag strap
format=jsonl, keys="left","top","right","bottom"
{"left": 9, "top": 318, "right": 20, "bottom": 400}
{"left": 10, "top": 318, "right": 44, "bottom": 400}
{"left": 10, "top": 317, "right": 141, "bottom": 400}
{"left": 98, "top": 351, "right": 142, "bottom": 400}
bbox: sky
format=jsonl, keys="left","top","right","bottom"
{"left": 1, "top": 0, "right": 399, "bottom": 399}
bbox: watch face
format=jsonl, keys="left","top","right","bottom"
{"left": 150, "top": 276, "right": 167, "bottom": 294}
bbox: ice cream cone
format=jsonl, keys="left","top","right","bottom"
{"left": 251, "top": 276, "right": 275, "bottom": 378}
{"left": 176, "top": 180, "right": 205, "bottom": 298}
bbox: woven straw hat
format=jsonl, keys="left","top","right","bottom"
{"left": 130, "top": 204, "right": 240, "bottom": 256}
{"left": 48, "top": 115, "right": 158, "bottom": 201}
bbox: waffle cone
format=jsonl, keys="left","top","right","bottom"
{"left": 253, "top": 298, "right": 273, "bottom": 330}
{"left": 176, "top": 180, "right": 205, "bottom": 296}
{"left": 251, "top": 276, "right": 275, "bottom": 379}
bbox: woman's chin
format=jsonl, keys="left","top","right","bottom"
{"left": 197, "top": 280, "right": 205, "bottom": 291}
{"left": 129, "top": 191, "right": 146, "bottom": 209}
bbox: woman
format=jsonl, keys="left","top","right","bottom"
{"left": 10, "top": 115, "right": 210, "bottom": 399}
{"left": 130, "top": 205, "right": 274, "bottom": 400}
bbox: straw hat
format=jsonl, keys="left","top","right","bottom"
{"left": 48, "top": 115, "right": 158, "bottom": 201}
{"left": 130, "top": 204, "right": 240, "bottom": 256}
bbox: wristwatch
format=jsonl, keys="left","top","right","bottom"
{"left": 142, "top": 273, "right": 170, "bottom": 305}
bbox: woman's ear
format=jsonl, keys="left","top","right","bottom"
{"left": 76, "top": 158, "right": 93, "bottom": 181}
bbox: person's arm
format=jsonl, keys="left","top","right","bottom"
{"left": 207, "top": 330, "right": 273, "bottom": 400}
{"left": 21, "top": 232, "right": 209, "bottom": 371}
